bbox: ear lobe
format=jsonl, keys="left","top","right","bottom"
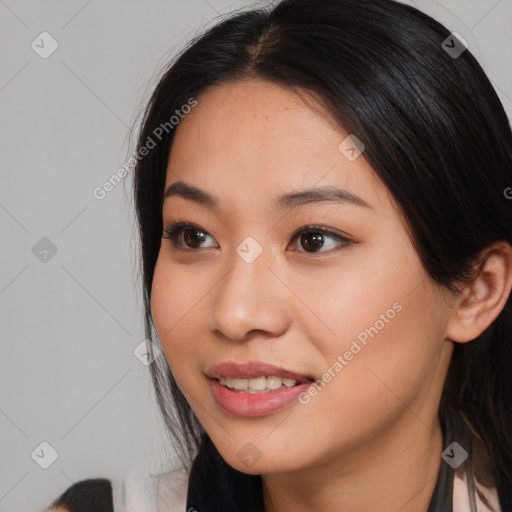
{"left": 445, "top": 241, "right": 512, "bottom": 344}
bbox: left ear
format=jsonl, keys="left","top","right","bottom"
{"left": 445, "top": 240, "right": 512, "bottom": 344}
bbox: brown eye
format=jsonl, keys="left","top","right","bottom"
{"left": 289, "top": 227, "right": 351, "bottom": 254}
{"left": 162, "top": 222, "right": 217, "bottom": 250}
{"left": 163, "top": 221, "right": 351, "bottom": 254}
{"left": 299, "top": 232, "right": 325, "bottom": 252}
{"left": 182, "top": 228, "right": 207, "bottom": 249}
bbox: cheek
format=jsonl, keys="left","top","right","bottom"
{"left": 301, "top": 244, "right": 447, "bottom": 411}
{"left": 150, "top": 257, "right": 175, "bottom": 340}
{"left": 150, "top": 256, "right": 206, "bottom": 377}
{"left": 290, "top": 248, "right": 409, "bottom": 359}
{"left": 287, "top": 295, "right": 448, "bottom": 464}
{"left": 314, "top": 281, "right": 447, "bottom": 426}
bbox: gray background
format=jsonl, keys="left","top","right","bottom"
{"left": 0, "top": 1, "right": 511, "bottom": 511}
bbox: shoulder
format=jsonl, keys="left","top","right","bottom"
{"left": 112, "top": 451, "right": 189, "bottom": 512}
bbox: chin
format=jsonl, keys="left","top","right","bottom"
{"left": 213, "top": 438, "right": 309, "bottom": 476}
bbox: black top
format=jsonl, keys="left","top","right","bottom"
{"left": 49, "top": 478, "right": 114, "bottom": 512}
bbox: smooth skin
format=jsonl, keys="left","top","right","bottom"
{"left": 150, "top": 79, "right": 512, "bottom": 512}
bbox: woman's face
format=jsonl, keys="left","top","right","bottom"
{"left": 150, "top": 79, "right": 455, "bottom": 474}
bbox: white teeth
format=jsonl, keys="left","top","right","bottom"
{"left": 266, "top": 376, "right": 283, "bottom": 390}
{"left": 248, "top": 377, "right": 267, "bottom": 390}
{"left": 233, "top": 378, "right": 248, "bottom": 390}
{"left": 218, "top": 376, "right": 299, "bottom": 392}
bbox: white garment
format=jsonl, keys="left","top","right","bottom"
{"left": 111, "top": 451, "right": 188, "bottom": 512}
{"left": 453, "top": 468, "right": 502, "bottom": 512}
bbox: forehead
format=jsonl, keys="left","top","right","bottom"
{"left": 169, "top": 79, "right": 342, "bottom": 162}
{"left": 165, "top": 79, "right": 393, "bottom": 218}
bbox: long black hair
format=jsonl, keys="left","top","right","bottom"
{"left": 132, "top": 0, "right": 512, "bottom": 497}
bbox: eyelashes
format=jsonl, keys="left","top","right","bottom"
{"left": 163, "top": 221, "right": 217, "bottom": 250}
{"left": 162, "top": 220, "right": 352, "bottom": 254}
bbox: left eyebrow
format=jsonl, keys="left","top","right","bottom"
{"left": 164, "top": 181, "right": 372, "bottom": 210}
{"left": 274, "top": 185, "right": 372, "bottom": 210}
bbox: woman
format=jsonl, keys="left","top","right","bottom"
{"left": 50, "top": 0, "right": 512, "bottom": 510}
{"left": 137, "top": 0, "right": 512, "bottom": 510}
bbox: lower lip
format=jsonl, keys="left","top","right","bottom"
{"left": 210, "top": 379, "right": 312, "bottom": 417}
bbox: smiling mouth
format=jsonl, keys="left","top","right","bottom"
{"left": 216, "top": 375, "right": 312, "bottom": 393}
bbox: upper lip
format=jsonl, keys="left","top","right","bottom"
{"left": 207, "top": 361, "right": 314, "bottom": 383}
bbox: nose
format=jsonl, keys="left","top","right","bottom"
{"left": 209, "top": 244, "right": 291, "bottom": 341}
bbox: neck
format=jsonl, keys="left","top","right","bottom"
{"left": 262, "top": 414, "right": 444, "bottom": 512}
